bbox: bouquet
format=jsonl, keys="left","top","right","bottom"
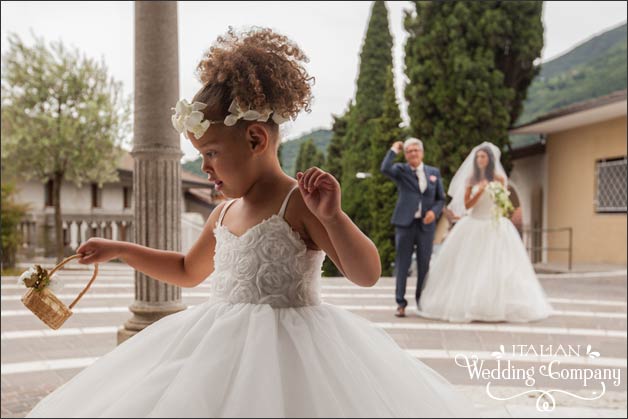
{"left": 486, "top": 181, "right": 514, "bottom": 223}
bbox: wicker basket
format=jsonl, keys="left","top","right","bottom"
{"left": 20, "top": 254, "right": 99, "bottom": 330}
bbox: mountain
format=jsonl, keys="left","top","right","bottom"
{"left": 280, "top": 129, "right": 333, "bottom": 176}
{"left": 180, "top": 128, "right": 333, "bottom": 178}
{"left": 182, "top": 157, "right": 204, "bottom": 178}
{"left": 515, "top": 23, "right": 627, "bottom": 127}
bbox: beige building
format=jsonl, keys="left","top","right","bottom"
{"left": 510, "top": 89, "right": 627, "bottom": 268}
{"left": 14, "top": 152, "right": 222, "bottom": 258}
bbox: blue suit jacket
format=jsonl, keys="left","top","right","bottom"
{"left": 380, "top": 149, "right": 446, "bottom": 229}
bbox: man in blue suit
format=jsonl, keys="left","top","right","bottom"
{"left": 380, "top": 138, "right": 445, "bottom": 317}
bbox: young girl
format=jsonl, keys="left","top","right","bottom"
{"left": 26, "top": 28, "right": 475, "bottom": 418}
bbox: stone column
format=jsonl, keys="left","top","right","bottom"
{"left": 118, "top": 1, "right": 186, "bottom": 344}
{"left": 69, "top": 221, "right": 78, "bottom": 250}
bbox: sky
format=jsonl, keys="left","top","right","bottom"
{"left": 1, "top": 1, "right": 627, "bottom": 162}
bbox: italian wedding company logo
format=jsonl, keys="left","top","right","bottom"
{"left": 454, "top": 344, "right": 623, "bottom": 412}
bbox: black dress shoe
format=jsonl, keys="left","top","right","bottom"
{"left": 395, "top": 306, "right": 406, "bottom": 318}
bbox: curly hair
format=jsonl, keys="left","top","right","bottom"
{"left": 192, "top": 27, "right": 314, "bottom": 124}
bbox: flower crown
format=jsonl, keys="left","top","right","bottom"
{"left": 171, "top": 98, "right": 291, "bottom": 140}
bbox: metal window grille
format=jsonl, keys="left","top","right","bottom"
{"left": 595, "top": 157, "right": 627, "bottom": 213}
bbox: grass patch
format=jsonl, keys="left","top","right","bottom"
{"left": 1, "top": 266, "right": 24, "bottom": 276}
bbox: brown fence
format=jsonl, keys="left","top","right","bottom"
{"left": 522, "top": 226, "right": 573, "bottom": 271}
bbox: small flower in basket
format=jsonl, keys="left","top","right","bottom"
{"left": 19, "top": 254, "right": 98, "bottom": 330}
{"left": 17, "top": 265, "right": 64, "bottom": 293}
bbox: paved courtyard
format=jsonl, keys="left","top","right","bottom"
{"left": 1, "top": 263, "right": 626, "bottom": 418}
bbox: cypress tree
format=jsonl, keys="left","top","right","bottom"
{"left": 341, "top": 1, "right": 395, "bottom": 237}
{"left": 404, "top": 1, "right": 543, "bottom": 185}
{"left": 322, "top": 106, "right": 352, "bottom": 278}
{"left": 323, "top": 104, "right": 352, "bottom": 184}
{"left": 496, "top": 1, "right": 544, "bottom": 125}
{"left": 278, "top": 142, "right": 285, "bottom": 172}
{"left": 295, "top": 139, "right": 325, "bottom": 174}
{"left": 367, "top": 65, "right": 403, "bottom": 276}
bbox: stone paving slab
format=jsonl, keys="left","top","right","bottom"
{"left": 1, "top": 265, "right": 626, "bottom": 417}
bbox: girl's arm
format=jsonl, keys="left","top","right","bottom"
{"left": 296, "top": 168, "right": 381, "bottom": 287}
{"left": 76, "top": 202, "right": 226, "bottom": 288}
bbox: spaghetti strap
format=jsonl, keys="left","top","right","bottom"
{"left": 217, "top": 199, "right": 237, "bottom": 227}
{"left": 278, "top": 185, "right": 299, "bottom": 218}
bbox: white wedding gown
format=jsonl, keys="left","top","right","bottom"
{"left": 27, "top": 186, "right": 477, "bottom": 418}
{"left": 417, "top": 185, "right": 553, "bottom": 323}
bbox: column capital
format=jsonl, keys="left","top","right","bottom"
{"left": 131, "top": 144, "right": 184, "bottom": 160}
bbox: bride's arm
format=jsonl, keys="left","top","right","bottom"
{"left": 464, "top": 183, "right": 487, "bottom": 209}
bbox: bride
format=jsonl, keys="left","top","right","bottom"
{"left": 417, "top": 142, "right": 553, "bottom": 323}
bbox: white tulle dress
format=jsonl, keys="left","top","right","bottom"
{"left": 417, "top": 185, "right": 553, "bottom": 323}
{"left": 27, "top": 186, "right": 478, "bottom": 418}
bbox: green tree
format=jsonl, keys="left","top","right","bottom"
{"left": 367, "top": 66, "right": 403, "bottom": 276}
{"left": 1, "top": 182, "right": 29, "bottom": 269}
{"left": 278, "top": 141, "right": 285, "bottom": 173}
{"left": 323, "top": 105, "right": 352, "bottom": 183}
{"left": 322, "top": 105, "right": 352, "bottom": 277}
{"left": 341, "top": 1, "right": 395, "bottom": 237}
{"left": 404, "top": 1, "right": 543, "bottom": 185}
{"left": 1, "top": 33, "right": 131, "bottom": 262}
{"left": 294, "top": 138, "right": 325, "bottom": 174}
{"left": 495, "top": 1, "right": 544, "bottom": 125}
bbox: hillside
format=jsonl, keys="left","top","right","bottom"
{"left": 516, "top": 23, "right": 627, "bottom": 126}
{"left": 182, "top": 156, "right": 204, "bottom": 178}
{"left": 280, "top": 129, "right": 332, "bottom": 175}
{"left": 180, "top": 128, "right": 333, "bottom": 178}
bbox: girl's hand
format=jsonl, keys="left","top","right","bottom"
{"left": 76, "top": 238, "right": 121, "bottom": 265}
{"left": 296, "top": 167, "right": 341, "bottom": 224}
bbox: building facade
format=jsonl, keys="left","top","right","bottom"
{"left": 13, "top": 152, "right": 222, "bottom": 258}
{"left": 510, "top": 89, "right": 627, "bottom": 267}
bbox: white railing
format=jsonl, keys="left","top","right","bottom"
{"left": 19, "top": 212, "right": 208, "bottom": 256}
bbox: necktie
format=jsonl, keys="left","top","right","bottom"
{"left": 416, "top": 167, "right": 427, "bottom": 193}
{"left": 414, "top": 166, "right": 427, "bottom": 219}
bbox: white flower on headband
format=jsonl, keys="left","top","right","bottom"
{"left": 171, "top": 99, "right": 211, "bottom": 140}
{"left": 271, "top": 111, "right": 290, "bottom": 125}
{"left": 224, "top": 100, "right": 271, "bottom": 126}
{"left": 171, "top": 98, "right": 292, "bottom": 140}
{"left": 224, "top": 99, "right": 290, "bottom": 126}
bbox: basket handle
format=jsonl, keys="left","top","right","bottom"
{"left": 49, "top": 254, "right": 99, "bottom": 310}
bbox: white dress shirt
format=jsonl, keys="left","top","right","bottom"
{"left": 389, "top": 147, "right": 428, "bottom": 219}
{"left": 414, "top": 163, "right": 427, "bottom": 218}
